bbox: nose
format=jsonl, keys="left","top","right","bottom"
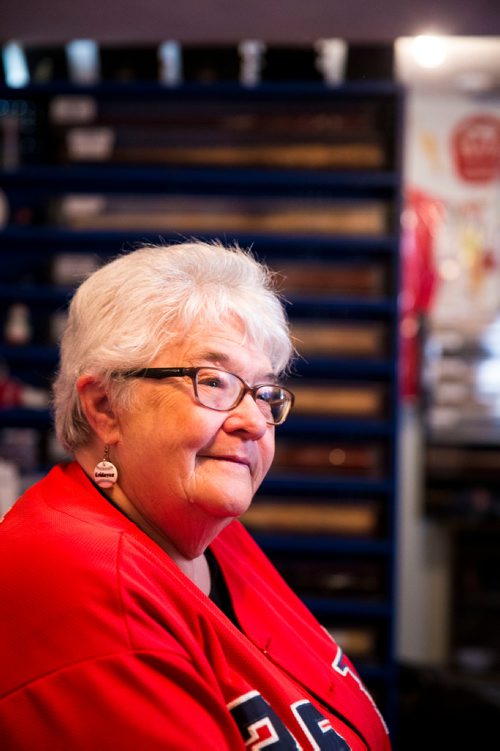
{"left": 223, "top": 392, "right": 270, "bottom": 438}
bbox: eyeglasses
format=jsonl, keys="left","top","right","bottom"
{"left": 119, "top": 366, "right": 295, "bottom": 426}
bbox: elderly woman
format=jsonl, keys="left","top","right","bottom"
{"left": 0, "top": 242, "right": 390, "bottom": 750}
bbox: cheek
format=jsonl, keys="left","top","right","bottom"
{"left": 131, "top": 390, "right": 200, "bottom": 448}
{"left": 260, "top": 433, "right": 276, "bottom": 473}
{"left": 177, "top": 415, "right": 228, "bottom": 464}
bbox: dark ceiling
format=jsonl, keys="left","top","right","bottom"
{"left": 2, "top": 0, "right": 500, "bottom": 44}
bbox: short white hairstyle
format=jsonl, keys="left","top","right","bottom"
{"left": 53, "top": 241, "right": 293, "bottom": 452}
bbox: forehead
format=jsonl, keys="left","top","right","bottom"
{"left": 158, "top": 322, "right": 275, "bottom": 377}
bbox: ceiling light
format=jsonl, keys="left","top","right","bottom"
{"left": 411, "top": 35, "right": 447, "bottom": 69}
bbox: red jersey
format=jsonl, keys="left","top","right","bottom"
{"left": 0, "top": 462, "right": 391, "bottom": 750}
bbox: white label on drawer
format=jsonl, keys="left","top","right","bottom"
{"left": 49, "top": 96, "right": 97, "bottom": 124}
{"left": 59, "top": 194, "right": 106, "bottom": 219}
{"left": 66, "top": 127, "right": 115, "bottom": 160}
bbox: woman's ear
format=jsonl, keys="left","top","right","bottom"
{"left": 76, "top": 375, "right": 121, "bottom": 445}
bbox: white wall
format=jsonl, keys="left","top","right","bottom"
{"left": 396, "top": 405, "right": 451, "bottom": 664}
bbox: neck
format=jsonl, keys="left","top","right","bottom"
{"left": 75, "top": 451, "right": 213, "bottom": 595}
{"left": 117, "top": 493, "right": 213, "bottom": 594}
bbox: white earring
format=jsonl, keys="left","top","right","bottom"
{"left": 94, "top": 445, "right": 118, "bottom": 489}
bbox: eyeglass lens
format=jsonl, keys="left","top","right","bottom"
{"left": 194, "top": 368, "right": 290, "bottom": 424}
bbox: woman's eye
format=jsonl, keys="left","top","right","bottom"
{"left": 257, "top": 387, "right": 280, "bottom": 403}
{"left": 208, "top": 378, "right": 223, "bottom": 388}
{"left": 199, "top": 374, "right": 226, "bottom": 389}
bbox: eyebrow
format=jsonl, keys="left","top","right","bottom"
{"left": 195, "top": 350, "right": 278, "bottom": 382}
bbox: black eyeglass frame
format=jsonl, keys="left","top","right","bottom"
{"left": 119, "top": 366, "right": 295, "bottom": 425}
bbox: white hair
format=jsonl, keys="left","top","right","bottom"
{"left": 53, "top": 240, "right": 293, "bottom": 452}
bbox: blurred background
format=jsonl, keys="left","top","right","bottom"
{"left": 1, "top": 2, "right": 500, "bottom": 747}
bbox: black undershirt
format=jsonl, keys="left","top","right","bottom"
{"left": 205, "top": 547, "right": 241, "bottom": 628}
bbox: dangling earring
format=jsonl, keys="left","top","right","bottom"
{"left": 94, "top": 445, "right": 118, "bottom": 489}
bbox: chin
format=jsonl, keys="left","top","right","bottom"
{"left": 200, "top": 492, "right": 253, "bottom": 520}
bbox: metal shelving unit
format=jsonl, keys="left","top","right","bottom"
{"left": 0, "top": 77, "right": 403, "bottom": 731}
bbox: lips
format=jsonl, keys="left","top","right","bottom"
{"left": 217, "top": 455, "right": 251, "bottom": 467}
{"left": 202, "top": 454, "right": 251, "bottom": 468}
